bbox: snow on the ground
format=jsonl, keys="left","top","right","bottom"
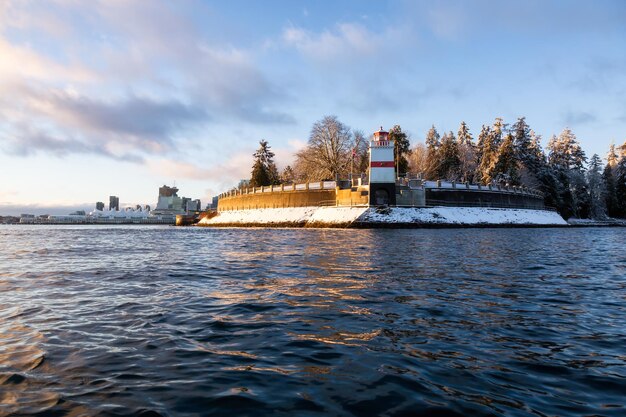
{"left": 199, "top": 206, "right": 566, "bottom": 226}
{"left": 199, "top": 207, "right": 317, "bottom": 225}
{"left": 199, "top": 206, "right": 367, "bottom": 226}
{"left": 361, "top": 207, "right": 566, "bottom": 225}
{"left": 567, "top": 217, "right": 626, "bottom": 226}
{"left": 308, "top": 207, "right": 368, "bottom": 223}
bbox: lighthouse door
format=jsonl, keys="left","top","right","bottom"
{"left": 375, "top": 189, "right": 389, "bottom": 205}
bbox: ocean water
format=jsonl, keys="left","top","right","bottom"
{"left": 1, "top": 225, "right": 625, "bottom": 417}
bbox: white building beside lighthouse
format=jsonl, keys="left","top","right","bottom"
{"left": 368, "top": 127, "right": 397, "bottom": 205}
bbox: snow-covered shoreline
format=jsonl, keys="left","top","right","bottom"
{"left": 197, "top": 206, "right": 567, "bottom": 228}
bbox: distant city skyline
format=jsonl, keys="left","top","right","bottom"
{"left": 1, "top": 0, "right": 625, "bottom": 215}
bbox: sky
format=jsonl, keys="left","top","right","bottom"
{"left": 1, "top": 0, "right": 625, "bottom": 215}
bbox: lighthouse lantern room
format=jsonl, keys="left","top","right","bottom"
{"left": 368, "top": 127, "right": 397, "bottom": 206}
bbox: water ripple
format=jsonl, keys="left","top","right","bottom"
{"left": 0, "top": 225, "right": 625, "bottom": 416}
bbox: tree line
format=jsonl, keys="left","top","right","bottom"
{"left": 247, "top": 115, "right": 626, "bottom": 220}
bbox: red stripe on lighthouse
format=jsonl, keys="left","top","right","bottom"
{"left": 370, "top": 161, "right": 395, "bottom": 168}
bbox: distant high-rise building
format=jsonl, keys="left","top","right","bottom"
{"left": 185, "top": 199, "right": 201, "bottom": 212}
{"left": 109, "top": 196, "right": 120, "bottom": 211}
{"left": 96, "top": 201, "right": 105, "bottom": 211}
{"left": 181, "top": 197, "right": 191, "bottom": 212}
{"left": 152, "top": 185, "right": 185, "bottom": 219}
{"left": 204, "top": 196, "right": 217, "bottom": 210}
{"left": 158, "top": 185, "right": 179, "bottom": 197}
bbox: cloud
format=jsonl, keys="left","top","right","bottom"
{"left": 0, "top": 37, "right": 95, "bottom": 84}
{"left": 145, "top": 137, "right": 304, "bottom": 190}
{"left": 284, "top": 23, "right": 376, "bottom": 62}
{"left": 283, "top": 22, "right": 408, "bottom": 66}
{"left": 426, "top": 2, "right": 468, "bottom": 40}
{"left": 146, "top": 152, "right": 251, "bottom": 186}
{"left": 0, "top": 203, "right": 94, "bottom": 216}
{"left": 568, "top": 57, "right": 626, "bottom": 95}
{"left": 44, "top": 93, "right": 207, "bottom": 139}
{"left": 0, "top": 189, "right": 19, "bottom": 203}
{"left": 27, "top": 90, "right": 208, "bottom": 154}
{"left": 0, "top": 83, "right": 207, "bottom": 161}
{"left": 563, "top": 110, "right": 597, "bottom": 126}
{"left": 91, "top": 1, "right": 293, "bottom": 123}
{"left": 0, "top": 0, "right": 294, "bottom": 162}
{"left": 404, "top": 0, "right": 626, "bottom": 40}
{"left": 281, "top": 21, "right": 424, "bottom": 113}
{"left": 1, "top": 124, "right": 143, "bottom": 162}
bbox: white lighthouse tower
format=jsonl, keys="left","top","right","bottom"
{"left": 368, "top": 127, "right": 396, "bottom": 205}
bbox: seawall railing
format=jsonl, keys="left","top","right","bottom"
{"left": 219, "top": 179, "right": 542, "bottom": 199}
{"left": 413, "top": 180, "right": 544, "bottom": 198}
{"left": 425, "top": 199, "right": 555, "bottom": 211}
{"left": 219, "top": 181, "right": 337, "bottom": 199}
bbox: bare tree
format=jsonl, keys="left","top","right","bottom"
{"left": 294, "top": 115, "right": 355, "bottom": 181}
{"left": 352, "top": 129, "right": 369, "bottom": 175}
{"left": 408, "top": 142, "right": 428, "bottom": 175}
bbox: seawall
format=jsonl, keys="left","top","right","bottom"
{"left": 218, "top": 186, "right": 336, "bottom": 211}
{"left": 218, "top": 180, "right": 546, "bottom": 212}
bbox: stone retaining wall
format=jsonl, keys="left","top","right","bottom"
{"left": 218, "top": 189, "right": 336, "bottom": 211}
{"left": 426, "top": 188, "right": 545, "bottom": 210}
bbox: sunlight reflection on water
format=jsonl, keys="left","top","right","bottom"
{"left": 0, "top": 225, "right": 625, "bottom": 416}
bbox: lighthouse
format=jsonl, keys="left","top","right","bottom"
{"left": 369, "top": 127, "right": 396, "bottom": 206}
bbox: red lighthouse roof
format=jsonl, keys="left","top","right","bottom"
{"left": 373, "top": 126, "right": 389, "bottom": 141}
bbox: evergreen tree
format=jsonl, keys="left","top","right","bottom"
{"left": 424, "top": 125, "right": 441, "bottom": 179}
{"left": 619, "top": 141, "right": 626, "bottom": 159}
{"left": 436, "top": 131, "right": 461, "bottom": 180}
{"left": 570, "top": 169, "right": 591, "bottom": 219}
{"left": 536, "top": 167, "right": 562, "bottom": 212}
{"left": 616, "top": 147, "right": 626, "bottom": 218}
{"left": 492, "top": 133, "right": 519, "bottom": 184}
{"left": 250, "top": 140, "right": 279, "bottom": 187}
{"left": 389, "top": 125, "right": 411, "bottom": 176}
{"left": 425, "top": 125, "right": 441, "bottom": 150}
{"left": 280, "top": 165, "right": 295, "bottom": 184}
{"left": 457, "top": 121, "right": 476, "bottom": 183}
{"left": 512, "top": 117, "right": 535, "bottom": 183}
{"left": 527, "top": 131, "right": 547, "bottom": 171}
{"left": 491, "top": 117, "right": 507, "bottom": 149}
{"left": 517, "top": 130, "right": 545, "bottom": 188}
{"left": 474, "top": 125, "right": 489, "bottom": 181}
{"left": 603, "top": 162, "right": 618, "bottom": 217}
{"left": 512, "top": 117, "right": 532, "bottom": 155}
{"left": 606, "top": 143, "right": 619, "bottom": 168}
{"left": 477, "top": 121, "right": 509, "bottom": 184}
{"left": 603, "top": 143, "right": 622, "bottom": 217}
{"left": 523, "top": 131, "right": 561, "bottom": 209}
{"left": 476, "top": 125, "right": 496, "bottom": 184}
{"left": 548, "top": 128, "right": 587, "bottom": 171}
{"left": 250, "top": 159, "right": 270, "bottom": 187}
{"left": 547, "top": 129, "right": 588, "bottom": 218}
{"left": 587, "top": 154, "right": 607, "bottom": 219}
{"left": 457, "top": 121, "right": 473, "bottom": 146}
